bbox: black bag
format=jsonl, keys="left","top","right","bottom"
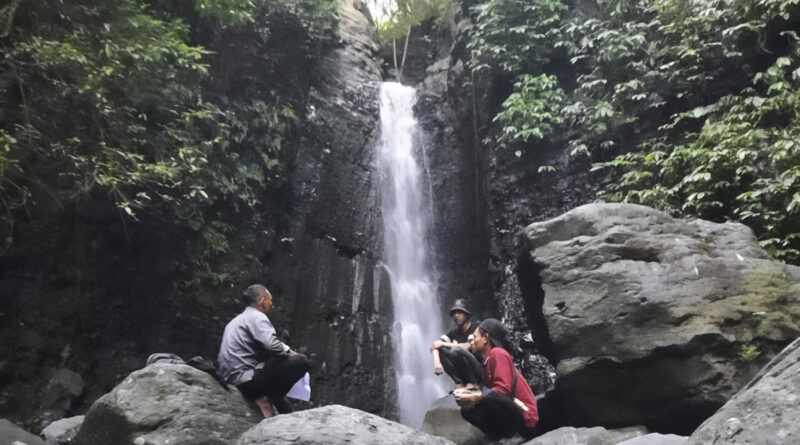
{"left": 186, "top": 356, "right": 230, "bottom": 391}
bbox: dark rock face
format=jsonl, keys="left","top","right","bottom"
{"left": 75, "top": 363, "right": 259, "bottom": 445}
{"left": 413, "top": 7, "right": 494, "bottom": 328}
{"left": 524, "top": 426, "right": 647, "bottom": 445}
{"left": 519, "top": 203, "right": 800, "bottom": 433}
{"left": 687, "top": 336, "right": 800, "bottom": 445}
{"left": 237, "top": 405, "right": 455, "bottom": 445}
{"left": 260, "top": 0, "right": 392, "bottom": 416}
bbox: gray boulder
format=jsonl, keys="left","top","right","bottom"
{"left": 0, "top": 418, "right": 45, "bottom": 445}
{"left": 687, "top": 336, "right": 800, "bottom": 444}
{"left": 617, "top": 433, "right": 687, "bottom": 445}
{"left": 421, "top": 396, "right": 488, "bottom": 445}
{"left": 237, "top": 405, "right": 454, "bottom": 445}
{"left": 42, "top": 415, "right": 84, "bottom": 444}
{"left": 524, "top": 426, "right": 646, "bottom": 445}
{"left": 75, "top": 363, "right": 260, "bottom": 445}
{"left": 520, "top": 203, "right": 800, "bottom": 433}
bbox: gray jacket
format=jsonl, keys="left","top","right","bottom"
{"left": 217, "top": 306, "right": 290, "bottom": 386}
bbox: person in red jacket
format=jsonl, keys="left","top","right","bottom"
{"left": 454, "top": 318, "right": 538, "bottom": 442}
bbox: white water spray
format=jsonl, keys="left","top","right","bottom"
{"left": 377, "top": 82, "right": 447, "bottom": 427}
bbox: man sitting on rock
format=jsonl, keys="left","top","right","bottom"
{"left": 429, "top": 299, "right": 483, "bottom": 388}
{"left": 454, "top": 318, "right": 538, "bottom": 443}
{"left": 218, "top": 284, "right": 311, "bottom": 418}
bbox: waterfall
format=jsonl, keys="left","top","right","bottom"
{"left": 376, "top": 82, "right": 447, "bottom": 427}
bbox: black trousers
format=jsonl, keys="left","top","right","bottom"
{"left": 460, "top": 389, "right": 535, "bottom": 440}
{"left": 439, "top": 346, "right": 483, "bottom": 385}
{"left": 237, "top": 353, "right": 311, "bottom": 413}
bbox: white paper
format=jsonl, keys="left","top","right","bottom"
{"left": 286, "top": 372, "right": 311, "bottom": 401}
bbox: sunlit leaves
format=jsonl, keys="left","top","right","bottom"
{"left": 495, "top": 74, "right": 566, "bottom": 145}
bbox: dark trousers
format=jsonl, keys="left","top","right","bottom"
{"left": 440, "top": 346, "right": 483, "bottom": 385}
{"left": 238, "top": 353, "right": 311, "bottom": 414}
{"left": 461, "top": 389, "right": 535, "bottom": 440}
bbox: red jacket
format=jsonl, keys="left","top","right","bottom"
{"left": 483, "top": 346, "right": 539, "bottom": 428}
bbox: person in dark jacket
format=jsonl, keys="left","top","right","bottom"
{"left": 454, "top": 318, "right": 538, "bottom": 442}
{"left": 430, "top": 299, "right": 483, "bottom": 387}
{"left": 218, "top": 284, "right": 311, "bottom": 418}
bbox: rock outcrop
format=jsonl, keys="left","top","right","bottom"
{"left": 260, "top": 0, "right": 393, "bottom": 416}
{"left": 237, "top": 405, "right": 454, "bottom": 445}
{"left": 686, "top": 336, "right": 800, "bottom": 444}
{"left": 421, "top": 396, "right": 487, "bottom": 445}
{"left": 519, "top": 203, "right": 800, "bottom": 433}
{"left": 0, "top": 418, "right": 45, "bottom": 445}
{"left": 524, "top": 426, "right": 646, "bottom": 445}
{"left": 42, "top": 415, "right": 84, "bottom": 445}
{"left": 75, "top": 363, "right": 259, "bottom": 445}
{"left": 617, "top": 433, "right": 687, "bottom": 445}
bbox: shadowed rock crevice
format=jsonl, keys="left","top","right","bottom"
{"left": 517, "top": 251, "right": 555, "bottom": 364}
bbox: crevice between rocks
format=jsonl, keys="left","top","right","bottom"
{"left": 517, "top": 251, "right": 556, "bottom": 366}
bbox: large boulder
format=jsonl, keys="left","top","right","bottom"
{"left": 237, "top": 405, "right": 454, "bottom": 445}
{"left": 519, "top": 203, "right": 800, "bottom": 433}
{"left": 75, "top": 363, "right": 260, "bottom": 445}
{"left": 617, "top": 433, "right": 687, "bottom": 445}
{"left": 421, "top": 396, "right": 487, "bottom": 445}
{"left": 42, "top": 415, "right": 84, "bottom": 444}
{"left": 687, "top": 336, "right": 800, "bottom": 444}
{"left": 0, "top": 418, "right": 45, "bottom": 445}
{"left": 523, "top": 426, "right": 646, "bottom": 445}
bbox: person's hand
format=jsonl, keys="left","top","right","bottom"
{"left": 434, "top": 363, "right": 443, "bottom": 375}
{"left": 453, "top": 388, "right": 480, "bottom": 406}
{"left": 288, "top": 349, "right": 297, "bottom": 355}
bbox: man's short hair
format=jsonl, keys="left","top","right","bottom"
{"left": 243, "top": 284, "right": 269, "bottom": 305}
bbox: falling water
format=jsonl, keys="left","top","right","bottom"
{"left": 376, "top": 82, "right": 447, "bottom": 427}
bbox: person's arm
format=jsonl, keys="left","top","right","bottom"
{"left": 432, "top": 349, "right": 443, "bottom": 375}
{"left": 486, "top": 352, "right": 514, "bottom": 395}
{"left": 249, "top": 314, "right": 291, "bottom": 355}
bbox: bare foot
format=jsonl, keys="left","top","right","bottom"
{"left": 255, "top": 396, "right": 275, "bottom": 418}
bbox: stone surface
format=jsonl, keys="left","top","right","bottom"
{"left": 42, "top": 415, "right": 84, "bottom": 445}
{"left": 686, "top": 336, "right": 800, "bottom": 444}
{"left": 259, "top": 0, "right": 395, "bottom": 417}
{"left": 237, "top": 405, "right": 454, "bottom": 445}
{"left": 524, "top": 426, "right": 646, "bottom": 445}
{"left": 75, "top": 363, "right": 260, "bottom": 445}
{"left": 38, "top": 369, "right": 84, "bottom": 429}
{"left": 421, "top": 396, "right": 487, "bottom": 445}
{"left": 617, "top": 433, "right": 687, "bottom": 445}
{"left": 0, "top": 418, "right": 45, "bottom": 445}
{"left": 519, "top": 203, "right": 800, "bottom": 433}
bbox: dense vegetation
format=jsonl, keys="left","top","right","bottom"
{"left": 470, "top": 0, "right": 800, "bottom": 263}
{"left": 0, "top": 0, "right": 335, "bottom": 287}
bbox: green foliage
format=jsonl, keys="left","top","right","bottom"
{"left": 0, "top": 0, "right": 336, "bottom": 287}
{"left": 495, "top": 74, "right": 565, "bottom": 145}
{"left": 470, "top": 0, "right": 800, "bottom": 264}
{"left": 372, "top": 0, "right": 454, "bottom": 41}
{"left": 739, "top": 343, "right": 761, "bottom": 362}
{"left": 468, "top": 0, "right": 567, "bottom": 74}
{"left": 195, "top": 0, "right": 255, "bottom": 27}
{"left": 595, "top": 45, "right": 800, "bottom": 262}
